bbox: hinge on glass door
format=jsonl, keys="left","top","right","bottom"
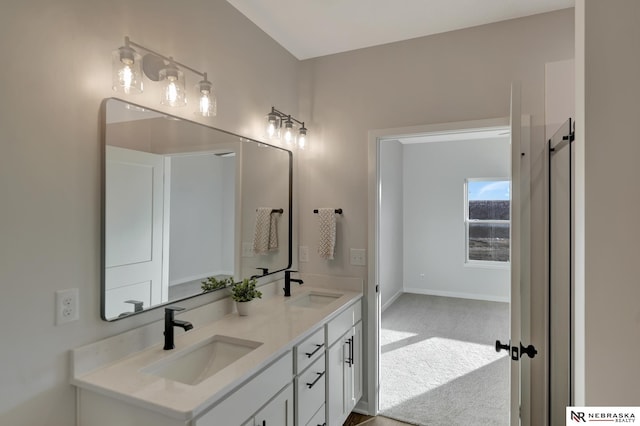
{"left": 375, "top": 284, "right": 379, "bottom": 293}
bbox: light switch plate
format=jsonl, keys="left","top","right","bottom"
{"left": 350, "top": 248, "right": 366, "bottom": 266}
{"left": 242, "top": 242, "right": 254, "bottom": 257}
{"left": 299, "top": 245, "right": 309, "bottom": 262}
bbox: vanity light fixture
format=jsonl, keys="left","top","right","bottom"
{"left": 159, "top": 59, "right": 186, "bottom": 107}
{"left": 111, "top": 36, "right": 216, "bottom": 117}
{"left": 112, "top": 38, "right": 143, "bottom": 94}
{"left": 265, "top": 106, "right": 309, "bottom": 149}
{"left": 197, "top": 73, "right": 217, "bottom": 117}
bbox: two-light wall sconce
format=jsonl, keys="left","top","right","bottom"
{"left": 112, "top": 36, "right": 216, "bottom": 117}
{"left": 266, "top": 107, "right": 308, "bottom": 149}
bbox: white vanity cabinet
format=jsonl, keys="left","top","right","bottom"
{"left": 326, "top": 302, "right": 362, "bottom": 426}
{"left": 294, "top": 328, "right": 326, "bottom": 426}
{"left": 240, "top": 383, "right": 294, "bottom": 426}
{"left": 77, "top": 351, "right": 293, "bottom": 426}
{"left": 194, "top": 351, "right": 293, "bottom": 426}
{"left": 73, "top": 288, "right": 363, "bottom": 426}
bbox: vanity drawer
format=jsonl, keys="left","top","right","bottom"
{"left": 296, "top": 354, "right": 326, "bottom": 426}
{"left": 326, "top": 300, "right": 361, "bottom": 347}
{"left": 306, "top": 404, "right": 325, "bottom": 426}
{"left": 195, "top": 351, "right": 293, "bottom": 426}
{"left": 295, "top": 327, "right": 325, "bottom": 374}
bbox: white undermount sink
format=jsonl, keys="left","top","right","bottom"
{"left": 142, "top": 335, "right": 262, "bottom": 385}
{"left": 287, "top": 290, "right": 342, "bottom": 309}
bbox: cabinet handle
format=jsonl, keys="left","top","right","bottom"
{"left": 306, "top": 371, "right": 325, "bottom": 389}
{"left": 262, "top": 421, "right": 266, "bottom": 426}
{"left": 350, "top": 336, "right": 354, "bottom": 367}
{"left": 345, "top": 338, "right": 353, "bottom": 367}
{"left": 305, "top": 343, "right": 324, "bottom": 358}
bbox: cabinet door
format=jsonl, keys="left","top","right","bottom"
{"left": 345, "top": 322, "right": 362, "bottom": 413}
{"left": 326, "top": 335, "right": 348, "bottom": 426}
{"left": 254, "top": 383, "right": 294, "bottom": 426}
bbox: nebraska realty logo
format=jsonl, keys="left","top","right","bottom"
{"left": 567, "top": 407, "right": 639, "bottom": 423}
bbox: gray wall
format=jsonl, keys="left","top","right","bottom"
{"left": 379, "top": 140, "right": 404, "bottom": 310}
{"left": 402, "top": 138, "right": 510, "bottom": 302}
{"left": 0, "top": 1, "right": 298, "bottom": 424}
{"left": 297, "top": 9, "right": 574, "bottom": 422}
{"left": 575, "top": 0, "right": 640, "bottom": 405}
{"left": 0, "top": 2, "right": 580, "bottom": 424}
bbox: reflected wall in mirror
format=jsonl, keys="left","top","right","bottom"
{"left": 102, "top": 98, "right": 292, "bottom": 321}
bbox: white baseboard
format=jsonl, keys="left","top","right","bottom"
{"left": 403, "top": 287, "right": 509, "bottom": 303}
{"left": 354, "top": 399, "right": 370, "bottom": 416}
{"left": 382, "top": 290, "right": 403, "bottom": 312}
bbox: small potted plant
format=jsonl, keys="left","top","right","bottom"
{"left": 201, "top": 276, "right": 234, "bottom": 293}
{"left": 230, "top": 277, "right": 262, "bottom": 316}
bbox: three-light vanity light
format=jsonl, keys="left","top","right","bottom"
{"left": 112, "top": 36, "right": 216, "bottom": 117}
{"left": 266, "top": 107, "right": 308, "bottom": 149}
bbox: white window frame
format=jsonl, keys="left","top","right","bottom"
{"left": 464, "top": 177, "right": 510, "bottom": 267}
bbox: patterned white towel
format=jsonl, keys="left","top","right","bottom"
{"left": 253, "top": 208, "right": 279, "bottom": 255}
{"left": 317, "top": 208, "right": 336, "bottom": 260}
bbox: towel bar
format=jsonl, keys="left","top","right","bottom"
{"left": 313, "top": 208, "right": 343, "bottom": 214}
{"left": 256, "top": 208, "right": 284, "bottom": 214}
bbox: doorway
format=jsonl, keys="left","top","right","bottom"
{"left": 362, "top": 114, "right": 530, "bottom": 424}
{"left": 378, "top": 126, "right": 511, "bottom": 425}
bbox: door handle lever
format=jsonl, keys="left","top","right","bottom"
{"left": 496, "top": 339, "right": 538, "bottom": 361}
{"left": 496, "top": 340, "right": 518, "bottom": 360}
{"left": 520, "top": 343, "right": 538, "bottom": 359}
{"left": 495, "top": 339, "right": 510, "bottom": 353}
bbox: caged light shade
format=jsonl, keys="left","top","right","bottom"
{"left": 112, "top": 41, "right": 143, "bottom": 94}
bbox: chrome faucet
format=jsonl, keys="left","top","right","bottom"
{"left": 283, "top": 270, "right": 303, "bottom": 297}
{"left": 164, "top": 306, "right": 193, "bottom": 350}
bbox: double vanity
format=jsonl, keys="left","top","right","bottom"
{"left": 89, "top": 98, "right": 363, "bottom": 425}
{"left": 72, "top": 277, "right": 363, "bottom": 426}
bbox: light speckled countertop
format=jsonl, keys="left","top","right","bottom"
{"left": 71, "top": 285, "right": 362, "bottom": 421}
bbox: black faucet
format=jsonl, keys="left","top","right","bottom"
{"left": 164, "top": 306, "right": 193, "bottom": 350}
{"left": 251, "top": 267, "right": 269, "bottom": 280}
{"left": 284, "top": 270, "right": 304, "bottom": 297}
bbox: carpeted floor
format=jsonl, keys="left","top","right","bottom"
{"left": 379, "top": 293, "right": 510, "bottom": 426}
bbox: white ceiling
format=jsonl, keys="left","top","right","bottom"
{"left": 226, "top": 0, "right": 574, "bottom": 60}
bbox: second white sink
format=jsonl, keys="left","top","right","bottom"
{"left": 287, "top": 290, "right": 342, "bottom": 309}
{"left": 142, "top": 335, "right": 262, "bottom": 385}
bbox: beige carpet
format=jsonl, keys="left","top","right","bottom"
{"left": 380, "top": 293, "right": 510, "bottom": 426}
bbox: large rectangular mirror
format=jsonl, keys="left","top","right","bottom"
{"left": 102, "top": 98, "right": 292, "bottom": 320}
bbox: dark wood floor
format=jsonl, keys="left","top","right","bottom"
{"left": 343, "top": 412, "right": 415, "bottom": 425}
{"left": 344, "top": 412, "right": 374, "bottom": 425}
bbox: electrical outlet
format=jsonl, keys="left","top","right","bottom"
{"left": 350, "top": 248, "right": 366, "bottom": 266}
{"left": 299, "top": 245, "right": 309, "bottom": 262}
{"left": 56, "top": 288, "right": 79, "bottom": 325}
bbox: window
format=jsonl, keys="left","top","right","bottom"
{"left": 465, "top": 178, "right": 510, "bottom": 263}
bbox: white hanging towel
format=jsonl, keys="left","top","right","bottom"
{"left": 317, "top": 208, "right": 336, "bottom": 260}
{"left": 253, "top": 208, "right": 279, "bottom": 255}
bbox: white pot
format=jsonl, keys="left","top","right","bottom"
{"left": 236, "top": 300, "right": 255, "bottom": 316}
